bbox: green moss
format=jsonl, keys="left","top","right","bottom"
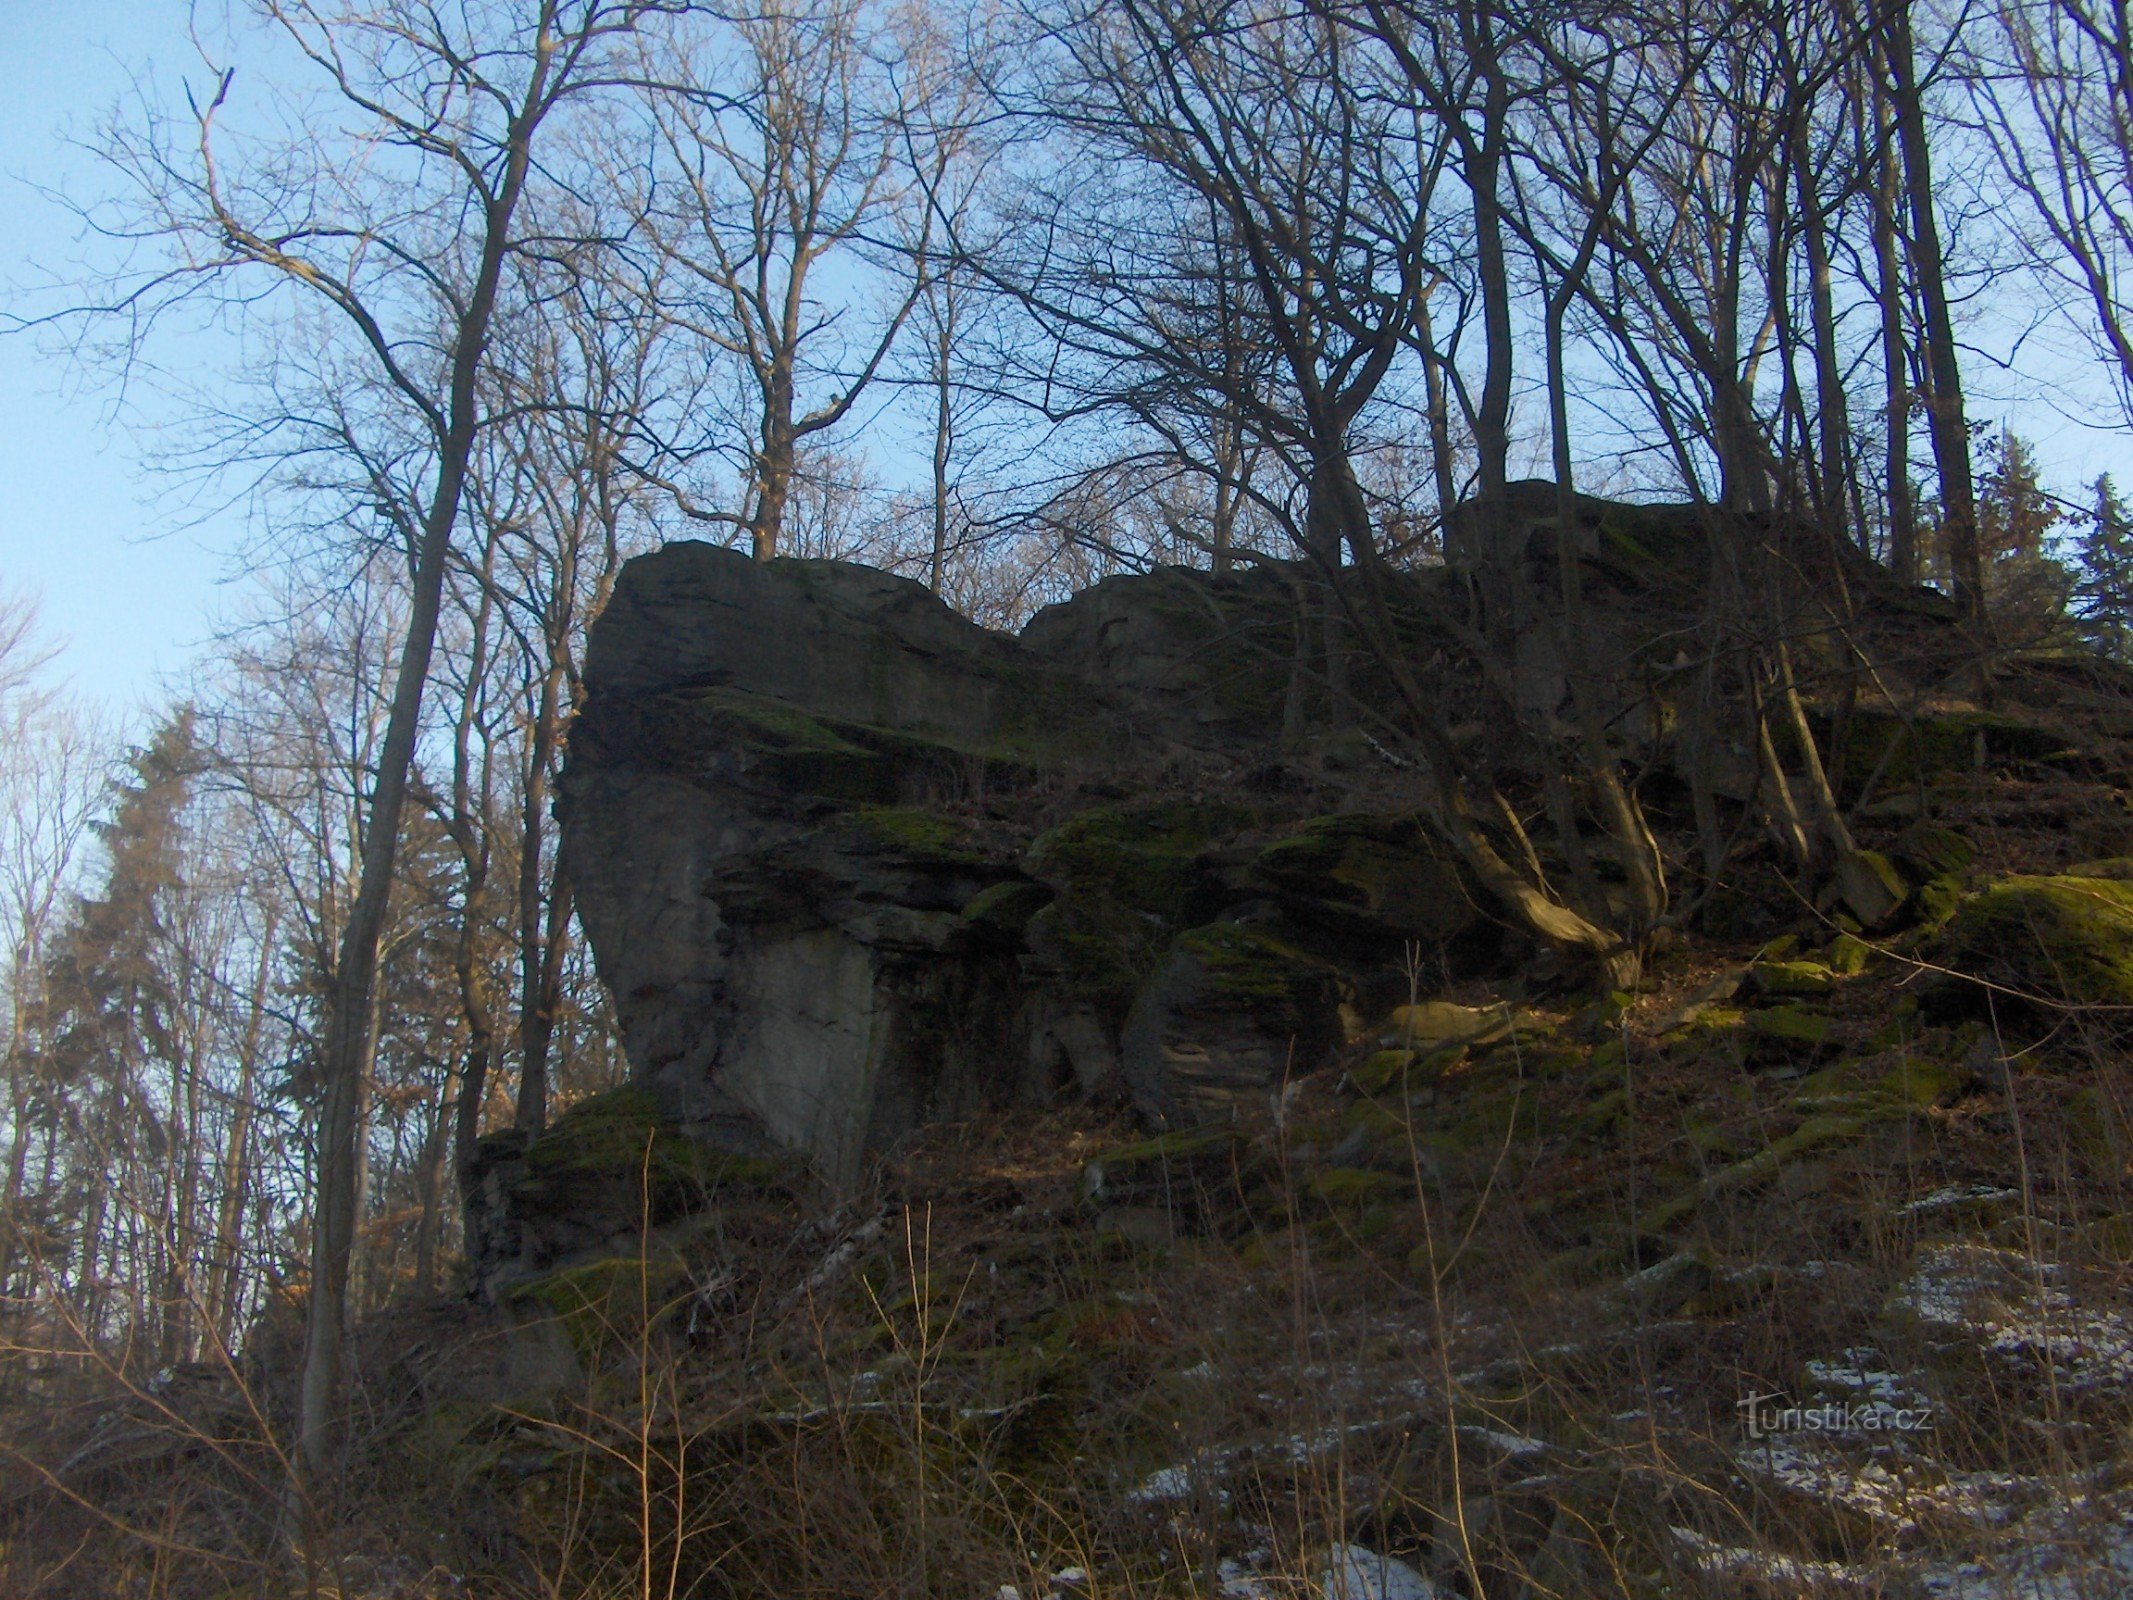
{"left": 1841, "top": 707, "right": 2070, "bottom": 794}
{"left": 1173, "top": 921, "right": 1333, "bottom": 1005}
{"left": 668, "top": 687, "right": 894, "bottom": 801}
{"left": 1649, "top": 1110, "right": 1879, "bottom": 1230}
{"left": 958, "top": 879, "right": 1052, "bottom": 937}
{"left": 1940, "top": 873, "right": 2133, "bottom": 1007}
{"left": 506, "top": 1250, "right": 689, "bottom": 1368}
{"left": 1898, "top": 825, "right": 1979, "bottom": 881}
{"left": 1912, "top": 873, "right": 1965, "bottom": 934}
{"left": 1670, "top": 1004, "right": 1746, "bottom": 1041}
{"left": 1027, "top": 802, "right": 1249, "bottom": 1012}
{"left": 1791, "top": 1055, "right": 1969, "bottom": 1113}
{"left": 690, "top": 687, "right": 865, "bottom": 753}
{"left": 845, "top": 806, "right": 986, "bottom": 864}
{"left": 1879, "top": 1056, "right": 1974, "bottom": 1109}
{"left": 1825, "top": 934, "right": 1872, "bottom": 975}
{"left": 1789, "top": 1062, "right": 1871, "bottom": 1110}
{"left": 1031, "top": 802, "right": 1248, "bottom": 914}
{"left": 1754, "top": 959, "right": 1837, "bottom": 995}
{"left": 1308, "top": 1166, "right": 1404, "bottom": 1207}
{"left": 2065, "top": 858, "right": 2133, "bottom": 880}
{"left": 1745, "top": 1004, "right": 1836, "bottom": 1050}
{"left": 1249, "top": 812, "right": 1467, "bottom": 936}
{"left": 1102, "top": 1126, "right": 1237, "bottom": 1168}
{"left": 516, "top": 1084, "right": 782, "bottom": 1221}
{"left": 1352, "top": 1048, "right": 1420, "bottom": 1095}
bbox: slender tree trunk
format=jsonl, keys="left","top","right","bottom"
{"left": 1470, "top": 49, "right": 1514, "bottom": 510}
{"left": 1871, "top": 78, "right": 1918, "bottom": 582}
{"left": 515, "top": 646, "right": 570, "bottom": 1134}
{"left": 298, "top": 71, "right": 548, "bottom": 1476}
{"left": 929, "top": 284, "right": 956, "bottom": 592}
{"left": 410, "top": 1068, "right": 454, "bottom": 1297}
{"left": 1546, "top": 291, "right": 1665, "bottom": 950}
{"left": 750, "top": 369, "right": 797, "bottom": 563}
{"left": 1883, "top": 0, "right": 1983, "bottom": 615}
{"left": 1793, "top": 120, "right": 1857, "bottom": 546}
{"left": 1417, "top": 294, "right": 1460, "bottom": 532}
{"left": 206, "top": 917, "right": 274, "bottom": 1352}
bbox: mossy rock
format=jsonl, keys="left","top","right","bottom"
{"left": 1840, "top": 707, "right": 2072, "bottom": 795}
{"left": 1351, "top": 1043, "right": 1467, "bottom": 1096}
{"left": 957, "top": 878, "right": 1053, "bottom": 939}
{"left": 512, "top": 1084, "right": 785, "bottom": 1225}
{"left": 1029, "top": 802, "right": 1249, "bottom": 916}
{"left": 1753, "top": 959, "right": 1837, "bottom": 996}
{"left": 1886, "top": 1055, "right": 1976, "bottom": 1107}
{"left": 1897, "top": 825, "right": 1979, "bottom": 881}
{"left": 1744, "top": 1004, "right": 1837, "bottom": 1053}
{"left": 1171, "top": 920, "right": 1336, "bottom": 1006}
{"left": 1791, "top": 1056, "right": 1972, "bottom": 1114}
{"left": 662, "top": 686, "right": 895, "bottom": 801}
{"left": 1249, "top": 811, "right": 1473, "bottom": 940}
{"left": 1025, "top": 802, "right": 1248, "bottom": 1012}
{"left": 842, "top": 806, "right": 989, "bottom": 865}
{"left": 2065, "top": 857, "right": 2133, "bottom": 880}
{"left": 1823, "top": 934, "right": 1872, "bottom": 975}
{"left": 1079, "top": 1125, "right": 1246, "bottom": 1209}
{"left": 1937, "top": 873, "right": 2133, "bottom": 1009}
{"left": 505, "top": 1249, "right": 691, "bottom": 1368}
{"left": 1787, "top": 1061, "right": 1865, "bottom": 1107}
{"left": 1834, "top": 848, "right": 1909, "bottom": 930}
{"left": 1384, "top": 1000, "right": 1520, "bottom": 1051}
{"left": 1910, "top": 873, "right": 1964, "bottom": 935}
{"left": 1647, "top": 1112, "right": 1877, "bottom": 1230}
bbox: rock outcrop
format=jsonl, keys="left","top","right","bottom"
{"left": 552, "top": 544, "right": 1485, "bottom": 1192}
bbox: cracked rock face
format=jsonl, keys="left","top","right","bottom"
{"left": 556, "top": 542, "right": 1486, "bottom": 1187}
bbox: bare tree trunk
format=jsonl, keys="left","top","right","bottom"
{"left": 1792, "top": 118, "right": 1857, "bottom": 546}
{"left": 1869, "top": 74, "right": 1918, "bottom": 582}
{"left": 514, "top": 654, "right": 569, "bottom": 1135}
{"left": 750, "top": 372, "right": 797, "bottom": 562}
{"left": 1417, "top": 294, "right": 1460, "bottom": 532}
{"left": 206, "top": 916, "right": 275, "bottom": 1352}
{"left": 929, "top": 283, "right": 957, "bottom": 591}
{"left": 410, "top": 1067, "right": 454, "bottom": 1297}
{"left": 1883, "top": 0, "right": 1984, "bottom": 615}
{"left": 299, "top": 62, "right": 549, "bottom": 1477}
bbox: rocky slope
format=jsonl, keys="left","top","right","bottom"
{"left": 18, "top": 509, "right": 2133, "bottom": 1600}
{"left": 438, "top": 506, "right": 2133, "bottom": 1599}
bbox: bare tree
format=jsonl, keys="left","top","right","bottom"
{"left": 70, "top": 0, "right": 680, "bottom": 1479}
{"left": 1969, "top": 0, "right": 2133, "bottom": 428}
{"left": 642, "top": 0, "right": 944, "bottom": 560}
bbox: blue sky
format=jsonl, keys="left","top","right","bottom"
{"left": 3, "top": 3, "right": 2127, "bottom": 718}
{"left": 0, "top": 2, "right": 243, "bottom": 713}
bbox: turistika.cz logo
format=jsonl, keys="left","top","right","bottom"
{"left": 1737, "top": 1393, "right": 1934, "bottom": 1439}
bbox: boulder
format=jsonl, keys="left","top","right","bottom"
{"left": 1937, "top": 872, "right": 2133, "bottom": 1010}
{"left": 550, "top": 544, "right": 1484, "bottom": 1228}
